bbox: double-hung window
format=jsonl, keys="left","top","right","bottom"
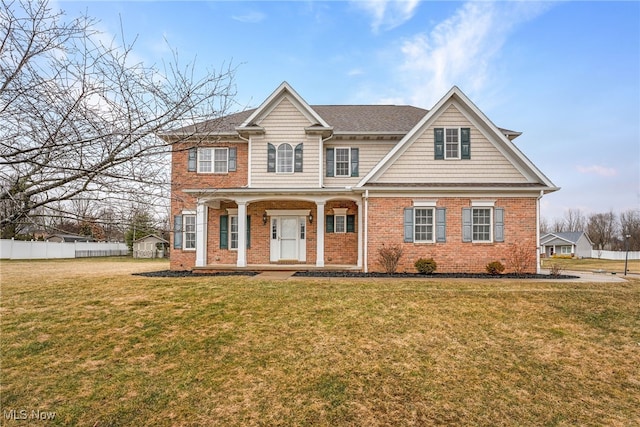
{"left": 198, "top": 147, "right": 229, "bottom": 173}
{"left": 334, "top": 215, "right": 346, "bottom": 233}
{"left": 445, "top": 128, "right": 460, "bottom": 159}
{"left": 434, "top": 128, "right": 470, "bottom": 160}
{"left": 472, "top": 208, "right": 492, "bottom": 242}
{"left": 183, "top": 215, "right": 196, "bottom": 250}
{"left": 414, "top": 208, "right": 435, "bottom": 243}
{"left": 462, "top": 204, "right": 503, "bottom": 243}
{"left": 335, "top": 148, "right": 350, "bottom": 177}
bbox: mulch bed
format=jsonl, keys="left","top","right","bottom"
{"left": 134, "top": 270, "right": 577, "bottom": 279}
{"left": 133, "top": 270, "right": 259, "bottom": 278}
{"left": 293, "top": 271, "right": 579, "bottom": 279}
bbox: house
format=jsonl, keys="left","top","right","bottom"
{"left": 47, "top": 233, "right": 95, "bottom": 243}
{"left": 161, "top": 82, "right": 558, "bottom": 273}
{"left": 133, "top": 234, "right": 169, "bottom": 259}
{"left": 540, "top": 232, "right": 593, "bottom": 258}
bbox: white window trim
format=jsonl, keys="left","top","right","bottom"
{"left": 334, "top": 147, "right": 351, "bottom": 177}
{"left": 183, "top": 214, "right": 196, "bottom": 251}
{"left": 414, "top": 207, "right": 435, "bottom": 243}
{"left": 276, "top": 143, "right": 294, "bottom": 174}
{"left": 471, "top": 200, "right": 496, "bottom": 207}
{"left": 472, "top": 207, "right": 493, "bottom": 243}
{"left": 334, "top": 215, "right": 346, "bottom": 233}
{"left": 445, "top": 128, "right": 461, "bottom": 160}
{"left": 197, "top": 147, "right": 229, "bottom": 174}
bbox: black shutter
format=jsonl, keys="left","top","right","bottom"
{"left": 326, "top": 148, "right": 334, "bottom": 177}
{"left": 461, "top": 128, "right": 470, "bottom": 159}
{"left": 188, "top": 148, "right": 197, "bottom": 172}
{"left": 267, "top": 143, "right": 276, "bottom": 172}
{"left": 220, "top": 215, "right": 228, "bottom": 249}
{"left": 246, "top": 216, "right": 251, "bottom": 248}
{"left": 294, "top": 143, "right": 303, "bottom": 172}
{"left": 173, "top": 215, "right": 183, "bottom": 249}
{"left": 350, "top": 148, "right": 359, "bottom": 177}
{"left": 346, "top": 215, "right": 355, "bottom": 233}
{"left": 326, "top": 215, "right": 334, "bottom": 233}
{"left": 228, "top": 147, "right": 237, "bottom": 171}
{"left": 434, "top": 128, "right": 444, "bottom": 160}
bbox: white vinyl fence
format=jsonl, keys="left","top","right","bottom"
{"left": 0, "top": 239, "right": 129, "bottom": 260}
{"left": 591, "top": 249, "right": 640, "bottom": 260}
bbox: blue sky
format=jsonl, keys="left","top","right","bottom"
{"left": 57, "top": 0, "right": 639, "bottom": 221}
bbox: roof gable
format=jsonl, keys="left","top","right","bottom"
{"left": 357, "top": 86, "right": 558, "bottom": 190}
{"left": 238, "top": 81, "right": 330, "bottom": 130}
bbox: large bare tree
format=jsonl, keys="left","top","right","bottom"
{"left": 587, "top": 210, "right": 617, "bottom": 251}
{"left": 0, "top": 0, "right": 235, "bottom": 237}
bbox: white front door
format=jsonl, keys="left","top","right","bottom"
{"left": 280, "top": 217, "right": 298, "bottom": 260}
{"left": 270, "top": 216, "right": 306, "bottom": 262}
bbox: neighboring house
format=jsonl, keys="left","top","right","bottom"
{"left": 47, "top": 234, "right": 94, "bottom": 243}
{"left": 133, "top": 234, "right": 169, "bottom": 259}
{"left": 161, "top": 82, "right": 558, "bottom": 273}
{"left": 540, "top": 232, "right": 593, "bottom": 258}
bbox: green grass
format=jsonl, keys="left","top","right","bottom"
{"left": 541, "top": 257, "right": 639, "bottom": 274}
{"left": 1, "top": 259, "right": 639, "bottom": 426}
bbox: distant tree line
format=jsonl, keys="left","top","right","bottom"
{"left": 541, "top": 208, "right": 640, "bottom": 251}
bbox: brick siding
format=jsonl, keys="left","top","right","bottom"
{"left": 366, "top": 197, "right": 538, "bottom": 274}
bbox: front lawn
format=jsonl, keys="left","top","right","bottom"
{"left": 541, "top": 256, "right": 639, "bottom": 274}
{"left": 1, "top": 259, "right": 639, "bottom": 426}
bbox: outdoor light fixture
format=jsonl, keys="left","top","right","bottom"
{"left": 309, "top": 212, "right": 313, "bottom": 224}
{"left": 263, "top": 211, "right": 268, "bottom": 225}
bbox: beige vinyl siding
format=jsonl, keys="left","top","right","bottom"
{"left": 324, "top": 140, "right": 397, "bottom": 187}
{"left": 374, "top": 105, "right": 529, "bottom": 184}
{"left": 250, "top": 97, "right": 320, "bottom": 188}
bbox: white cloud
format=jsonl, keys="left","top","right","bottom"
{"left": 576, "top": 165, "right": 618, "bottom": 177}
{"left": 347, "top": 68, "right": 365, "bottom": 77}
{"left": 380, "top": 1, "right": 553, "bottom": 107}
{"left": 232, "top": 11, "right": 266, "bottom": 24}
{"left": 353, "top": 0, "right": 421, "bottom": 32}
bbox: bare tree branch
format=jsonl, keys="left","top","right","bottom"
{"left": 0, "top": 0, "right": 237, "bottom": 236}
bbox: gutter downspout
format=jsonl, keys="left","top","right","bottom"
{"left": 537, "top": 190, "right": 543, "bottom": 274}
{"left": 320, "top": 134, "right": 334, "bottom": 187}
{"left": 364, "top": 189, "right": 369, "bottom": 273}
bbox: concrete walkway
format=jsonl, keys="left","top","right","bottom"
{"left": 540, "top": 269, "right": 634, "bottom": 283}
{"left": 250, "top": 270, "right": 296, "bottom": 280}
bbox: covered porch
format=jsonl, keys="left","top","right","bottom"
{"left": 186, "top": 189, "right": 365, "bottom": 271}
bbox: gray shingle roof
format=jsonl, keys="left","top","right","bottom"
{"left": 164, "top": 104, "right": 517, "bottom": 138}
{"left": 165, "top": 105, "right": 428, "bottom": 135}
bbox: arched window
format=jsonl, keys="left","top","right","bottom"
{"left": 276, "top": 143, "right": 293, "bottom": 173}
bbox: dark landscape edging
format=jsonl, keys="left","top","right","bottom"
{"left": 134, "top": 270, "right": 578, "bottom": 279}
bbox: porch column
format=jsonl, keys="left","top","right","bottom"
{"left": 236, "top": 201, "right": 247, "bottom": 267}
{"left": 195, "top": 201, "right": 208, "bottom": 267}
{"left": 316, "top": 201, "right": 325, "bottom": 267}
{"left": 356, "top": 199, "right": 363, "bottom": 268}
